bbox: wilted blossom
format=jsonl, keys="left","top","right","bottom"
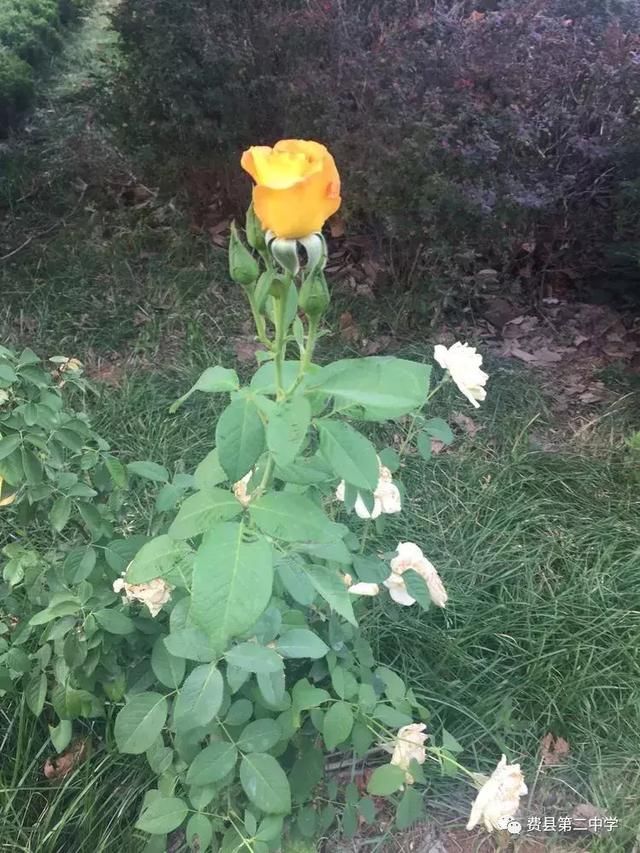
{"left": 384, "top": 541, "right": 448, "bottom": 608}
{"left": 466, "top": 754, "right": 528, "bottom": 832}
{"left": 335, "top": 459, "right": 401, "bottom": 519}
{"left": 342, "top": 573, "right": 379, "bottom": 597}
{"left": 389, "top": 723, "right": 429, "bottom": 784}
{"left": 233, "top": 471, "right": 253, "bottom": 508}
{"left": 113, "top": 576, "right": 173, "bottom": 617}
{"left": 434, "top": 342, "right": 488, "bottom": 408}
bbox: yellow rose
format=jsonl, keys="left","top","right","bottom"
{"left": 241, "top": 139, "right": 341, "bottom": 239}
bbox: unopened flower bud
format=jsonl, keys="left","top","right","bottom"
{"left": 299, "top": 232, "right": 327, "bottom": 273}
{"left": 299, "top": 268, "right": 330, "bottom": 320}
{"left": 268, "top": 236, "right": 300, "bottom": 276}
{"left": 229, "top": 222, "right": 260, "bottom": 287}
{"left": 245, "top": 203, "right": 266, "bottom": 252}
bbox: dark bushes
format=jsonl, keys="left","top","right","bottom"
{"left": 113, "top": 0, "right": 640, "bottom": 307}
{"left": 0, "top": 0, "right": 90, "bottom": 134}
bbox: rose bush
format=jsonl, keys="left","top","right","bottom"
{"left": 1, "top": 142, "right": 529, "bottom": 850}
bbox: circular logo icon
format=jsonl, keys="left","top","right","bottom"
{"left": 507, "top": 820, "right": 522, "bottom": 835}
{"left": 496, "top": 816, "right": 511, "bottom": 830}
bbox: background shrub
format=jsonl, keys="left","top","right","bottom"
{"left": 0, "top": 0, "right": 90, "bottom": 135}
{"left": 112, "top": 0, "right": 640, "bottom": 309}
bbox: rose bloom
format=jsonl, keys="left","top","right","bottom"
{"left": 384, "top": 541, "right": 448, "bottom": 608}
{"left": 233, "top": 471, "right": 253, "bottom": 508}
{"left": 389, "top": 723, "right": 428, "bottom": 784}
{"left": 434, "top": 342, "right": 488, "bottom": 408}
{"left": 335, "top": 460, "right": 401, "bottom": 520}
{"left": 113, "top": 576, "right": 172, "bottom": 618}
{"left": 342, "top": 573, "right": 379, "bottom": 597}
{"left": 466, "top": 754, "right": 528, "bottom": 832}
{"left": 241, "top": 139, "right": 341, "bottom": 239}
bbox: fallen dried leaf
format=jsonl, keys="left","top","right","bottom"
{"left": 232, "top": 336, "right": 265, "bottom": 364}
{"left": 452, "top": 412, "right": 481, "bottom": 438}
{"left": 339, "top": 312, "right": 360, "bottom": 343}
{"left": 44, "top": 739, "right": 90, "bottom": 780}
{"left": 540, "top": 732, "right": 570, "bottom": 765}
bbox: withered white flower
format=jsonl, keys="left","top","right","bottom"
{"left": 233, "top": 471, "right": 253, "bottom": 508}
{"left": 389, "top": 723, "right": 428, "bottom": 784}
{"left": 384, "top": 541, "right": 448, "bottom": 608}
{"left": 434, "top": 341, "right": 488, "bottom": 408}
{"left": 466, "top": 754, "right": 528, "bottom": 832}
{"left": 113, "top": 576, "right": 173, "bottom": 618}
{"left": 335, "top": 459, "right": 401, "bottom": 519}
{"left": 342, "top": 573, "right": 380, "bottom": 597}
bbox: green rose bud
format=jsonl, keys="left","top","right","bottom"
{"left": 229, "top": 222, "right": 260, "bottom": 287}
{"left": 299, "top": 268, "right": 330, "bottom": 319}
{"left": 245, "top": 203, "right": 266, "bottom": 252}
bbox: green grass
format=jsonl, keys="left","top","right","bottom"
{"left": 0, "top": 698, "right": 151, "bottom": 853}
{"left": 2, "top": 5, "right": 640, "bottom": 851}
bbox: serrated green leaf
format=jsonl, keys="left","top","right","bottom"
{"left": 194, "top": 447, "right": 227, "bottom": 490}
{"left": 191, "top": 522, "right": 273, "bottom": 653}
{"left": 216, "top": 398, "right": 265, "bottom": 483}
{"left": 168, "top": 488, "right": 241, "bottom": 539}
{"left": 250, "top": 493, "right": 344, "bottom": 544}
{"left": 126, "top": 535, "right": 193, "bottom": 584}
{"left": 308, "top": 358, "right": 431, "bottom": 421}
{"left": 126, "top": 461, "right": 169, "bottom": 482}
{"left": 186, "top": 741, "right": 238, "bottom": 785}
{"left": 174, "top": 663, "right": 224, "bottom": 730}
{"left": 317, "top": 419, "right": 379, "bottom": 490}
{"left": 323, "top": 701, "right": 354, "bottom": 750}
{"left": 292, "top": 678, "right": 331, "bottom": 711}
{"left": 396, "top": 785, "right": 424, "bottom": 829}
{"left": 403, "top": 569, "right": 431, "bottom": 610}
{"left": 240, "top": 753, "right": 291, "bottom": 814}
{"left": 170, "top": 366, "right": 240, "bottom": 413}
{"left": 225, "top": 643, "right": 283, "bottom": 673}
{"left": 49, "top": 719, "right": 72, "bottom": 752}
{"left": 26, "top": 670, "right": 47, "bottom": 717}
{"left": 94, "top": 609, "right": 135, "bottom": 635}
{"left": 275, "top": 629, "right": 328, "bottom": 659}
{"left": 424, "top": 417, "right": 454, "bottom": 445}
{"left": 50, "top": 496, "right": 72, "bottom": 533}
{"left": 366, "top": 763, "right": 406, "bottom": 795}
{"left": 115, "top": 693, "right": 168, "bottom": 754}
{"left": 186, "top": 813, "right": 214, "bottom": 851}
{"left": 151, "top": 637, "right": 186, "bottom": 688}
{"left": 0, "top": 435, "right": 20, "bottom": 460}
{"left": 266, "top": 396, "right": 311, "bottom": 467}
{"left": 306, "top": 564, "right": 356, "bottom": 625}
{"left": 136, "top": 796, "right": 188, "bottom": 834}
{"left": 225, "top": 698, "right": 253, "bottom": 726}
{"left": 164, "top": 629, "right": 217, "bottom": 662}
{"left": 275, "top": 556, "right": 316, "bottom": 606}
{"left": 237, "top": 718, "right": 282, "bottom": 752}
{"left": 256, "top": 669, "right": 285, "bottom": 707}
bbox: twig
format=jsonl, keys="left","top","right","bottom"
{"left": 0, "top": 236, "right": 33, "bottom": 262}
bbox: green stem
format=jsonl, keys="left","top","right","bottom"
{"left": 273, "top": 292, "right": 288, "bottom": 400}
{"left": 359, "top": 518, "right": 372, "bottom": 554}
{"left": 300, "top": 314, "right": 320, "bottom": 375}
{"left": 247, "top": 292, "right": 269, "bottom": 347}
{"left": 256, "top": 455, "right": 275, "bottom": 495}
{"left": 397, "top": 376, "right": 451, "bottom": 459}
